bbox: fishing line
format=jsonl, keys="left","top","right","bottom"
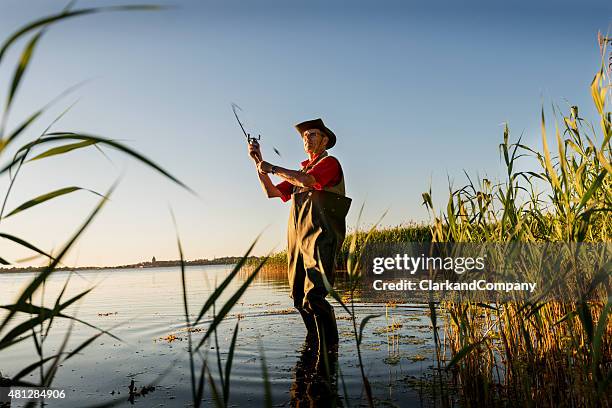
{"left": 231, "top": 103, "right": 282, "bottom": 158}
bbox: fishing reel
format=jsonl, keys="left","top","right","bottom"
{"left": 232, "top": 102, "right": 281, "bottom": 159}
{"left": 247, "top": 134, "right": 261, "bottom": 145}
{"left": 247, "top": 134, "right": 263, "bottom": 162}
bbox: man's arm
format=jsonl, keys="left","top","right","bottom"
{"left": 257, "top": 172, "right": 283, "bottom": 198}
{"left": 257, "top": 161, "right": 316, "bottom": 188}
{"left": 248, "top": 141, "right": 284, "bottom": 198}
{"left": 272, "top": 166, "right": 316, "bottom": 188}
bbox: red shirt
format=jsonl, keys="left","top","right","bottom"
{"left": 275, "top": 153, "right": 342, "bottom": 202}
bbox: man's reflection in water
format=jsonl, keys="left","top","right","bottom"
{"left": 290, "top": 334, "right": 341, "bottom": 408}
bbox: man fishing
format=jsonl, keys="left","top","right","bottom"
{"left": 247, "top": 118, "right": 351, "bottom": 353}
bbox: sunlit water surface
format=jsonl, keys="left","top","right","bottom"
{"left": 0, "top": 266, "right": 438, "bottom": 407}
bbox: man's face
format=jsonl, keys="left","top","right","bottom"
{"left": 302, "top": 129, "right": 328, "bottom": 154}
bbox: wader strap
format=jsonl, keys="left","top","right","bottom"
{"left": 300, "top": 151, "right": 329, "bottom": 173}
{"left": 292, "top": 151, "right": 345, "bottom": 196}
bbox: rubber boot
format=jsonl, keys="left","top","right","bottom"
{"left": 313, "top": 313, "right": 340, "bottom": 395}
{"left": 314, "top": 313, "right": 339, "bottom": 354}
{"left": 307, "top": 296, "right": 339, "bottom": 350}
{"left": 325, "top": 307, "right": 339, "bottom": 347}
{"left": 297, "top": 306, "right": 318, "bottom": 351}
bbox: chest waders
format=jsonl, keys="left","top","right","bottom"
{"left": 287, "top": 152, "right": 351, "bottom": 350}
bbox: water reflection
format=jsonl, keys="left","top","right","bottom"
{"left": 290, "top": 337, "right": 340, "bottom": 408}
{"left": 1, "top": 266, "right": 432, "bottom": 407}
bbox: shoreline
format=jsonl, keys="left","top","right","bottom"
{"left": 1, "top": 224, "right": 432, "bottom": 275}
{"left": 0, "top": 257, "right": 259, "bottom": 275}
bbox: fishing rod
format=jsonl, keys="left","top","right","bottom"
{"left": 231, "top": 103, "right": 281, "bottom": 162}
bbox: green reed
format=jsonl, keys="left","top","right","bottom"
{"left": 0, "top": 5, "right": 193, "bottom": 405}
{"left": 249, "top": 223, "right": 432, "bottom": 275}
{"left": 420, "top": 51, "right": 611, "bottom": 406}
{"left": 218, "top": 47, "right": 610, "bottom": 408}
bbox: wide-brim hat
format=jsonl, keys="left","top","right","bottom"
{"left": 295, "top": 118, "right": 337, "bottom": 149}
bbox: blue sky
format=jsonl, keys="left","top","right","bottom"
{"left": 0, "top": 0, "right": 611, "bottom": 266}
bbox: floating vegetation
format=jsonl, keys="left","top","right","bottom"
{"left": 155, "top": 334, "right": 181, "bottom": 343}
{"left": 398, "top": 336, "right": 428, "bottom": 346}
{"left": 262, "top": 308, "right": 295, "bottom": 315}
{"left": 127, "top": 379, "right": 156, "bottom": 404}
{"left": 407, "top": 354, "right": 427, "bottom": 363}
{"left": 97, "top": 312, "right": 118, "bottom": 317}
{"left": 185, "top": 327, "right": 205, "bottom": 333}
{"left": 373, "top": 323, "right": 403, "bottom": 335}
{"left": 248, "top": 302, "right": 281, "bottom": 307}
{"left": 383, "top": 355, "right": 401, "bottom": 365}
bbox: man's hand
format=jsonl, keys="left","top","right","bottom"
{"left": 257, "top": 161, "right": 274, "bottom": 174}
{"left": 248, "top": 140, "right": 262, "bottom": 163}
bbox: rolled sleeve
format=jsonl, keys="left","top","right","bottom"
{"left": 306, "top": 156, "right": 341, "bottom": 190}
{"left": 275, "top": 180, "right": 293, "bottom": 202}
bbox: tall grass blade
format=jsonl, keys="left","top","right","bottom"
{"left": 0, "top": 6, "right": 163, "bottom": 66}
{"left": 0, "top": 232, "right": 55, "bottom": 261}
{"left": 446, "top": 339, "right": 485, "bottom": 370}
{"left": 223, "top": 320, "right": 240, "bottom": 405}
{"left": 337, "top": 366, "right": 350, "bottom": 408}
{"left": 43, "top": 276, "right": 71, "bottom": 339}
{"left": 212, "top": 306, "right": 224, "bottom": 393}
{"left": 207, "top": 368, "right": 224, "bottom": 408}
{"left": 259, "top": 341, "right": 272, "bottom": 408}
{"left": 0, "top": 182, "right": 115, "bottom": 330}
{"left": 171, "top": 212, "right": 202, "bottom": 407}
{"left": 541, "top": 108, "right": 561, "bottom": 190}
{"left": 1, "top": 30, "right": 45, "bottom": 134}
{"left": 194, "top": 356, "right": 207, "bottom": 408}
{"left": 8, "top": 133, "right": 194, "bottom": 194}
{"left": 591, "top": 70, "right": 605, "bottom": 115}
{"left": 591, "top": 297, "right": 611, "bottom": 371}
{"left": 195, "top": 256, "right": 268, "bottom": 350}
{"left": 4, "top": 186, "right": 104, "bottom": 218}
{"left": 28, "top": 140, "right": 98, "bottom": 161}
{"left": 61, "top": 330, "right": 106, "bottom": 362}
{"left": 596, "top": 150, "right": 612, "bottom": 174}
{"left": 2, "top": 79, "right": 91, "bottom": 152}
{"left": 0, "top": 99, "right": 80, "bottom": 220}
{"left": 576, "top": 169, "right": 607, "bottom": 213}
{"left": 358, "top": 314, "right": 381, "bottom": 345}
{"left": 193, "top": 238, "right": 259, "bottom": 326}
{"left": 0, "top": 287, "right": 121, "bottom": 349}
{"left": 11, "top": 355, "right": 65, "bottom": 382}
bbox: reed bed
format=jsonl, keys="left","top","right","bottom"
{"left": 246, "top": 223, "right": 432, "bottom": 279}
{"left": 421, "top": 59, "right": 611, "bottom": 406}
{"left": 244, "top": 42, "right": 611, "bottom": 407}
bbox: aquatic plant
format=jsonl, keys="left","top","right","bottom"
{"left": 245, "top": 224, "right": 432, "bottom": 280}
{"left": 0, "top": 4, "right": 192, "bottom": 398}
{"left": 318, "top": 204, "right": 390, "bottom": 408}
{"left": 421, "top": 45, "right": 611, "bottom": 406}
{"left": 172, "top": 218, "right": 271, "bottom": 408}
{"left": 226, "top": 37, "right": 611, "bottom": 407}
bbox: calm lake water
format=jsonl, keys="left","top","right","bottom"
{"left": 0, "top": 265, "right": 439, "bottom": 407}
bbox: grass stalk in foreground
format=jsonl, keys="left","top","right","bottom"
{"left": 0, "top": 4, "right": 193, "bottom": 402}
{"left": 175, "top": 219, "right": 270, "bottom": 407}
{"left": 419, "top": 51, "right": 611, "bottom": 406}
{"left": 321, "top": 203, "right": 388, "bottom": 408}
